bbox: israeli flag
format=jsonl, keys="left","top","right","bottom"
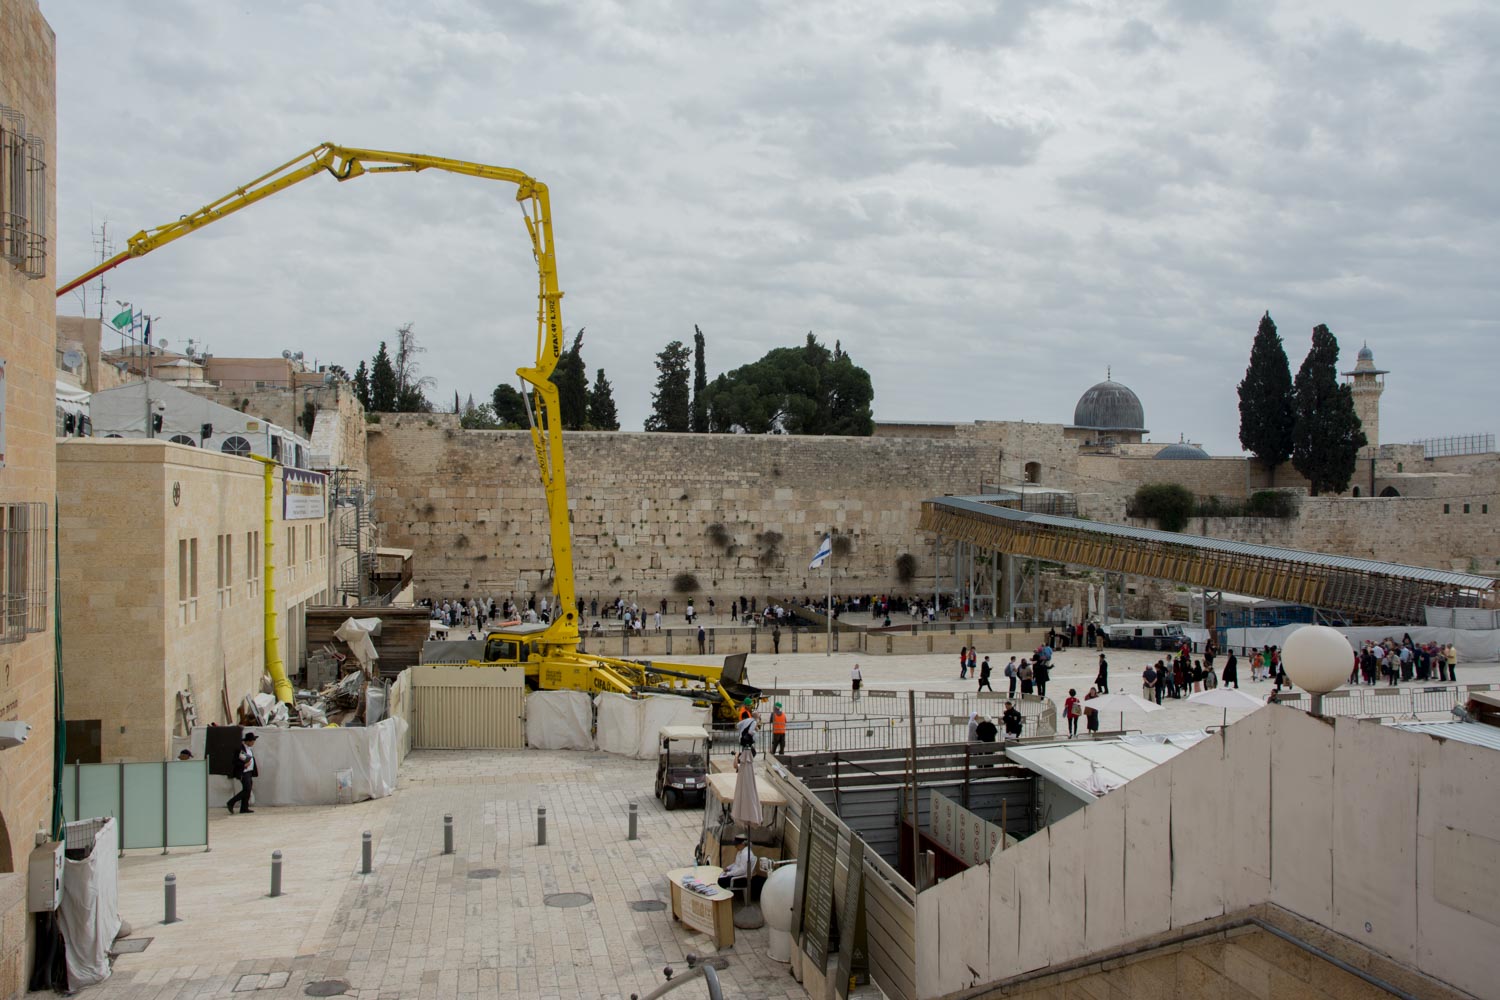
{"left": 809, "top": 534, "right": 833, "bottom": 570}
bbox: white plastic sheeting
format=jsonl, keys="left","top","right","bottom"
{"left": 192, "top": 717, "right": 407, "bottom": 806}
{"left": 334, "top": 616, "right": 383, "bottom": 670}
{"left": 594, "top": 693, "right": 710, "bottom": 759}
{"left": 1223, "top": 624, "right": 1500, "bottom": 663}
{"left": 58, "top": 818, "right": 121, "bottom": 989}
{"left": 526, "top": 690, "right": 594, "bottom": 750}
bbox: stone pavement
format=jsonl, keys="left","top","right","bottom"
{"left": 96, "top": 750, "right": 805, "bottom": 1000}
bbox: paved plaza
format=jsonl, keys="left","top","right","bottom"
{"left": 91, "top": 645, "right": 1497, "bottom": 999}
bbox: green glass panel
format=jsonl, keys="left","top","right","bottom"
{"left": 76, "top": 764, "right": 120, "bottom": 824}
{"left": 166, "top": 760, "right": 208, "bottom": 847}
{"left": 121, "top": 763, "right": 166, "bottom": 850}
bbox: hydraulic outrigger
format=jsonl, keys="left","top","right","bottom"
{"left": 59, "top": 143, "right": 756, "bottom": 720}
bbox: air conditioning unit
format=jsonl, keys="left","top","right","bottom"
{"left": 28, "top": 841, "right": 63, "bottom": 912}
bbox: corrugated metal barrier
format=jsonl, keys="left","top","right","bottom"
{"left": 409, "top": 664, "right": 526, "bottom": 749}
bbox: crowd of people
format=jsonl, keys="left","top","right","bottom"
{"left": 1352, "top": 635, "right": 1459, "bottom": 685}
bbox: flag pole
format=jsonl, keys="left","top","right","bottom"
{"left": 826, "top": 560, "right": 832, "bottom": 656}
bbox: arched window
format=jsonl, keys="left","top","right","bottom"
{"left": 168, "top": 434, "right": 197, "bottom": 447}
{"left": 1379, "top": 486, "right": 1401, "bottom": 498}
{"left": 1024, "top": 461, "right": 1041, "bottom": 484}
{"left": 221, "top": 436, "right": 252, "bottom": 457}
{"left": 1352, "top": 487, "right": 1361, "bottom": 497}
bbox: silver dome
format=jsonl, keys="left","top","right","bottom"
{"left": 1071, "top": 379, "right": 1146, "bottom": 432}
{"left": 1154, "top": 442, "right": 1210, "bottom": 460}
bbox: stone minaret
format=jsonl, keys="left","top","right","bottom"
{"left": 1342, "top": 343, "right": 1387, "bottom": 448}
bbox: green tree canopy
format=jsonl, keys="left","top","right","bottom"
{"left": 491, "top": 383, "right": 528, "bottom": 428}
{"left": 1237, "top": 311, "right": 1295, "bottom": 480}
{"left": 550, "top": 328, "right": 589, "bottom": 430}
{"left": 460, "top": 401, "right": 503, "bottom": 429}
{"left": 704, "top": 332, "right": 874, "bottom": 435}
{"left": 645, "top": 340, "right": 692, "bottom": 431}
{"left": 352, "top": 360, "right": 371, "bottom": 411}
{"left": 691, "top": 325, "right": 708, "bottom": 433}
{"left": 587, "top": 368, "right": 620, "bottom": 430}
{"left": 1291, "top": 324, "right": 1367, "bottom": 496}
{"left": 369, "top": 342, "right": 398, "bottom": 412}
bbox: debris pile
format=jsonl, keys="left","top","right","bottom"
{"left": 236, "top": 617, "right": 388, "bottom": 729}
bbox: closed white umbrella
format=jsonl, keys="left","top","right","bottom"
{"left": 1187, "top": 687, "right": 1266, "bottom": 727}
{"left": 1084, "top": 691, "right": 1163, "bottom": 731}
{"left": 731, "top": 758, "right": 763, "bottom": 828}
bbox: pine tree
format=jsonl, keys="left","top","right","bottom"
{"left": 645, "top": 340, "right": 692, "bottom": 431}
{"left": 587, "top": 368, "right": 620, "bottom": 430}
{"left": 353, "top": 360, "right": 371, "bottom": 411}
{"left": 369, "top": 342, "right": 398, "bottom": 412}
{"left": 1237, "top": 311, "right": 1295, "bottom": 484}
{"left": 1291, "top": 324, "right": 1367, "bottom": 496}
{"left": 691, "top": 325, "right": 708, "bottom": 433}
{"left": 550, "top": 328, "right": 589, "bottom": 430}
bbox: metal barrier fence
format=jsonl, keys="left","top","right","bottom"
{"left": 759, "top": 687, "right": 1054, "bottom": 722}
{"left": 61, "top": 759, "right": 210, "bottom": 853}
{"left": 716, "top": 710, "right": 1050, "bottom": 755}
{"left": 1269, "top": 682, "right": 1495, "bottom": 718}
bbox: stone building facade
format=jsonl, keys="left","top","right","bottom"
{"left": 57, "top": 441, "right": 332, "bottom": 762}
{"left": 0, "top": 2, "right": 56, "bottom": 993}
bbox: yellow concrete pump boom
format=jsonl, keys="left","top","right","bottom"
{"left": 57, "top": 143, "right": 755, "bottom": 720}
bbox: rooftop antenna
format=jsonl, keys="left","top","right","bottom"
{"left": 1106, "top": 365, "right": 1111, "bottom": 381}
{"left": 87, "top": 219, "right": 115, "bottom": 323}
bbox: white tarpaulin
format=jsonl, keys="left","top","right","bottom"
{"left": 193, "top": 717, "right": 406, "bottom": 806}
{"left": 1223, "top": 624, "right": 1500, "bottom": 663}
{"left": 526, "top": 690, "right": 594, "bottom": 750}
{"left": 58, "top": 817, "right": 121, "bottom": 989}
{"left": 594, "top": 693, "right": 711, "bottom": 759}
{"left": 334, "top": 617, "right": 383, "bottom": 670}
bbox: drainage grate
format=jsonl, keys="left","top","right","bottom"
{"left": 543, "top": 892, "right": 593, "bottom": 908}
{"left": 467, "top": 868, "right": 500, "bottom": 880}
{"left": 629, "top": 899, "right": 666, "bottom": 912}
{"left": 304, "top": 980, "right": 350, "bottom": 997}
{"left": 111, "top": 937, "right": 151, "bottom": 954}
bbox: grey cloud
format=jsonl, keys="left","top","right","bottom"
{"left": 890, "top": 0, "right": 1054, "bottom": 51}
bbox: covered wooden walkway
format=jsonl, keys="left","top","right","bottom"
{"left": 918, "top": 496, "right": 1499, "bottom": 625}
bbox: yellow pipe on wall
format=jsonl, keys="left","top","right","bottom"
{"left": 251, "top": 456, "right": 294, "bottom": 704}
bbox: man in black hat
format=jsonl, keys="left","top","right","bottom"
{"left": 227, "top": 731, "right": 259, "bottom": 814}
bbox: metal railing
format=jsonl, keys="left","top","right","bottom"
{"left": 1412, "top": 433, "right": 1495, "bottom": 458}
{"left": 1270, "top": 682, "right": 1495, "bottom": 718}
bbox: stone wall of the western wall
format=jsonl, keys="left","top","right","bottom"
{"left": 366, "top": 415, "right": 1005, "bottom": 602}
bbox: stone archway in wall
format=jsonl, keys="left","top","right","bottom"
{"left": 1024, "top": 461, "right": 1041, "bottom": 484}
{"left": 1380, "top": 486, "right": 1401, "bottom": 498}
{"left": 0, "top": 809, "right": 12, "bottom": 873}
{"left": 1352, "top": 487, "right": 1361, "bottom": 497}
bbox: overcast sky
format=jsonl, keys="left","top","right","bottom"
{"left": 46, "top": 0, "right": 1498, "bottom": 453}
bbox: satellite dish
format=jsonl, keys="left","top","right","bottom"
{"left": 158, "top": 339, "right": 169, "bottom": 349}
{"left": 294, "top": 351, "right": 304, "bottom": 361}
{"left": 62, "top": 349, "right": 83, "bottom": 368}
{"left": 282, "top": 349, "right": 293, "bottom": 359}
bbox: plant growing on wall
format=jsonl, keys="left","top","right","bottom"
{"left": 672, "top": 572, "right": 701, "bottom": 594}
{"left": 756, "top": 531, "right": 783, "bottom": 569}
{"left": 705, "top": 523, "right": 732, "bottom": 549}
{"left": 1129, "top": 483, "right": 1196, "bottom": 531}
{"left": 895, "top": 552, "right": 917, "bottom": 584}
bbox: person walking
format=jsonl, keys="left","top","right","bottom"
{"left": 770, "top": 703, "right": 788, "bottom": 755}
{"left": 851, "top": 663, "right": 863, "bottom": 702}
{"left": 1034, "top": 657, "right": 1050, "bottom": 699}
{"left": 1005, "top": 656, "right": 1019, "bottom": 697}
{"left": 772, "top": 624, "right": 781, "bottom": 654}
{"left": 226, "top": 731, "right": 259, "bottom": 815}
{"left": 1001, "top": 702, "right": 1024, "bottom": 740}
{"left": 967, "top": 711, "right": 981, "bottom": 742}
{"left": 959, "top": 645, "right": 969, "bottom": 680}
{"left": 1064, "top": 689, "right": 1081, "bottom": 738}
{"left": 1018, "top": 658, "right": 1034, "bottom": 696}
{"left": 697, "top": 625, "right": 706, "bottom": 654}
{"left": 1084, "top": 686, "right": 1101, "bottom": 734}
{"left": 1094, "top": 652, "right": 1109, "bottom": 694}
{"left": 1223, "top": 650, "right": 1238, "bottom": 689}
{"left": 977, "top": 656, "right": 994, "bottom": 692}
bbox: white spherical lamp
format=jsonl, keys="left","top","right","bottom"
{"left": 1282, "top": 625, "right": 1353, "bottom": 708}
{"left": 761, "top": 863, "right": 798, "bottom": 963}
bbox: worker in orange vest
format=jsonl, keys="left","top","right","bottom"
{"left": 770, "top": 702, "right": 787, "bottom": 756}
{"left": 738, "top": 697, "right": 754, "bottom": 722}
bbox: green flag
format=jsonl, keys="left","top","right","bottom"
{"left": 111, "top": 308, "right": 133, "bottom": 329}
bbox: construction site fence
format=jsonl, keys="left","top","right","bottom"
{"left": 755, "top": 687, "right": 1056, "bottom": 722}
{"left": 1268, "top": 682, "right": 1498, "bottom": 718}
{"left": 713, "top": 708, "right": 1052, "bottom": 755}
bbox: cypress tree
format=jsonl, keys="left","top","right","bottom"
{"left": 369, "top": 342, "right": 398, "bottom": 412}
{"left": 587, "top": 368, "right": 620, "bottom": 430}
{"left": 1290, "top": 324, "right": 1367, "bottom": 496}
{"left": 1237, "top": 311, "right": 1295, "bottom": 484}
{"left": 691, "top": 325, "right": 709, "bottom": 433}
{"left": 491, "top": 383, "right": 528, "bottom": 427}
{"left": 645, "top": 340, "right": 692, "bottom": 431}
{"left": 550, "top": 328, "right": 589, "bottom": 430}
{"left": 352, "top": 360, "right": 371, "bottom": 411}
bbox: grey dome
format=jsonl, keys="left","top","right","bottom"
{"left": 1357, "top": 343, "right": 1374, "bottom": 362}
{"left": 1071, "top": 379, "right": 1145, "bottom": 432}
{"left": 1155, "top": 442, "right": 1210, "bottom": 460}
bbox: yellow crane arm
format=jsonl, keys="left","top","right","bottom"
{"left": 57, "top": 142, "right": 579, "bottom": 640}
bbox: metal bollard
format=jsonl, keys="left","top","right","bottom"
{"left": 628, "top": 803, "right": 638, "bottom": 841}
{"left": 443, "top": 814, "right": 454, "bottom": 855}
{"left": 361, "top": 831, "right": 372, "bottom": 874}
{"left": 270, "top": 850, "right": 283, "bottom": 898}
{"left": 537, "top": 806, "right": 547, "bottom": 846}
{"left": 164, "top": 873, "right": 178, "bottom": 924}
